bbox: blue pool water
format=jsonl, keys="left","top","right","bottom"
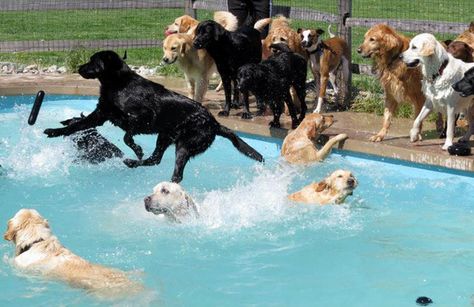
{"left": 1, "top": 95, "right": 474, "bottom": 306}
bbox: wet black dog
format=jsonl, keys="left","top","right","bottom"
{"left": 236, "top": 43, "right": 307, "bottom": 129}
{"left": 44, "top": 51, "right": 263, "bottom": 182}
{"left": 193, "top": 20, "right": 262, "bottom": 119}
{"left": 60, "top": 114, "right": 123, "bottom": 164}
{"left": 453, "top": 67, "right": 474, "bottom": 97}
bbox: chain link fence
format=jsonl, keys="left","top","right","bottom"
{"left": 0, "top": 0, "right": 472, "bottom": 81}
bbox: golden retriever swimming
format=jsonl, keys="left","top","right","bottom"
{"left": 281, "top": 113, "right": 348, "bottom": 164}
{"left": 288, "top": 170, "right": 357, "bottom": 205}
{"left": 4, "top": 209, "right": 142, "bottom": 299}
{"left": 162, "top": 33, "right": 215, "bottom": 102}
{"left": 357, "top": 24, "right": 425, "bottom": 142}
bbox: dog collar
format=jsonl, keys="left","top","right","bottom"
{"left": 430, "top": 59, "right": 449, "bottom": 82}
{"left": 308, "top": 42, "right": 337, "bottom": 56}
{"left": 18, "top": 238, "right": 44, "bottom": 255}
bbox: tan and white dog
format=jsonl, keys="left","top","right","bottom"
{"left": 288, "top": 170, "right": 357, "bottom": 205}
{"left": 298, "top": 27, "right": 351, "bottom": 113}
{"left": 144, "top": 182, "right": 199, "bottom": 223}
{"left": 4, "top": 209, "right": 142, "bottom": 298}
{"left": 162, "top": 33, "right": 215, "bottom": 102}
{"left": 401, "top": 33, "right": 474, "bottom": 150}
{"left": 281, "top": 113, "right": 348, "bottom": 164}
{"left": 165, "top": 11, "right": 238, "bottom": 37}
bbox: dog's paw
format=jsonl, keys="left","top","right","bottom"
{"left": 44, "top": 128, "right": 63, "bottom": 138}
{"left": 241, "top": 112, "right": 252, "bottom": 120}
{"left": 410, "top": 128, "right": 422, "bottom": 142}
{"left": 442, "top": 142, "right": 453, "bottom": 151}
{"left": 218, "top": 110, "right": 230, "bottom": 117}
{"left": 269, "top": 121, "right": 281, "bottom": 128}
{"left": 369, "top": 134, "right": 384, "bottom": 142}
{"left": 123, "top": 158, "right": 141, "bottom": 168}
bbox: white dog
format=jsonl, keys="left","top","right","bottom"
{"left": 144, "top": 182, "right": 199, "bottom": 222}
{"left": 4, "top": 209, "right": 142, "bottom": 298}
{"left": 401, "top": 33, "right": 474, "bottom": 150}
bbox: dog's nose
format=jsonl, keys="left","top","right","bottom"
{"left": 347, "top": 178, "right": 355, "bottom": 187}
{"left": 398, "top": 53, "right": 404, "bottom": 59}
{"left": 356, "top": 47, "right": 362, "bottom": 54}
{"left": 144, "top": 196, "right": 151, "bottom": 208}
{"left": 162, "top": 57, "right": 169, "bottom": 63}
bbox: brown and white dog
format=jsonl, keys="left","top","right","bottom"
{"left": 447, "top": 41, "right": 474, "bottom": 63}
{"left": 288, "top": 170, "right": 357, "bottom": 205}
{"left": 162, "top": 33, "right": 215, "bottom": 102}
{"left": 298, "top": 26, "right": 351, "bottom": 113}
{"left": 165, "top": 11, "right": 238, "bottom": 37}
{"left": 4, "top": 209, "right": 142, "bottom": 298}
{"left": 357, "top": 24, "right": 425, "bottom": 142}
{"left": 281, "top": 113, "right": 348, "bottom": 164}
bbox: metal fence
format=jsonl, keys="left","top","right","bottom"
{"left": 0, "top": 0, "right": 472, "bottom": 73}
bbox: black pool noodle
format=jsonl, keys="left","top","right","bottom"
{"left": 416, "top": 296, "right": 433, "bottom": 305}
{"left": 448, "top": 142, "right": 471, "bottom": 156}
{"left": 28, "top": 90, "right": 45, "bottom": 125}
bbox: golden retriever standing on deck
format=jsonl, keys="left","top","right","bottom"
{"left": 165, "top": 11, "right": 238, "bottom": 37}
{"left": 357, "top": 24, "right": 425, "bottom": 142}
{"left": 4, "top": 209, "right": 142, "bottom": 299}
{"left": 288, "top": 170, "right": 358, "bottom": 205}
{"left": 281, "top": 113, "right": 348, "bottom": 164}
{"left": 163, "top": 33, "right": 215, "bottom": 102}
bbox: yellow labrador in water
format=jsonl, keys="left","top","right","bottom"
{"left": 4, "top": 209, "right": 142, "bottom": 299}
{"left": 144, "top": 182, "right": 199, "bottom": 223}
{"left": 281, "top": 113, "right": 348, "bottom": 164}
{"left": 288, "top": 170, "right": 357, "bottom": 205}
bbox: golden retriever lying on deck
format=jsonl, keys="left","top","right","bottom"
{"left": 4, "top": 209, "right": 142, "bottom": 299}
{"left": 357, "top": 24, "right": 425, "bottom": 142}
{"left": 288, "top": 170, "right": 357, "bottom": 205}
{"left": 281, "top": 113, "right": 348, "bottom": 164}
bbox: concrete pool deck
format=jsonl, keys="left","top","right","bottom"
{"left": 1, "top": 73, "right": 473, "bottom": 174}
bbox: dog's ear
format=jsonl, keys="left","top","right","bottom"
{"left": 443, "top": 39, "right": 453, "bottom": 49}
{"left": 316, "top": 28, "right": 325, "bottom": 35}
{"left": 180, "top": 42, "right": 187, "bottom": 56}
{"left": 315, "top": 181, "right": 328, "bottom": 192}
{"left": 383, "top": 33, "right": 403, "bottom": 55}
{"left": 122, "top": 50, "right": 127, "bottom": 60}
{"left": 213, "top": 23, "right": 225, "bottom": 41}
{"left": 4, "top": 220, "right": 15, "bottom": 241}
{"left": 297, "top": 28, "right": 303, "bottom": 34}
{"left": 419, "top": 40, "right": 436, "bottom": 57}
{"left": 469, "top": 21, "right": 474, "bottom": 33}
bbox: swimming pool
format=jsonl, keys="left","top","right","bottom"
{"left": 1, "top": 95, "right": 474, "bottom": 306}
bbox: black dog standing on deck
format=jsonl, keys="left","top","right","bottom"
{"left": 43, "top": 51, "right": 263, "bottom": 182}
{"left": 193, "top": 20, "right": 262, "bottom": 119}
{"left": 237, "top": 43, "right": 307, "bottom": 129}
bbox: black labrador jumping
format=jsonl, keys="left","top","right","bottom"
{"left": 44, "top": 51, "right": 263, "bottom": 182}
{"left": 193, "top": 20, "right": 262, "bottom": 119}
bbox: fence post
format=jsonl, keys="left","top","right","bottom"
{"left": 339, "top": 0, "right": 352, "bottom": 109}
{"left": 184, "top": 0, "right": 196, "bottom": 18}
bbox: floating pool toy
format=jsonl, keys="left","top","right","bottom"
{"left": 448, "top": 142, "right": 471, "bottom": 156}
{"left": 416, "top": 296, "right": 433, "bottom": 305}
{"left": 28, "top": 90, "right": 45, "bottom": 125}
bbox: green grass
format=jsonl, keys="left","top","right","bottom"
{"left": 0, "top": 2, "right": 472, "bottom": 118}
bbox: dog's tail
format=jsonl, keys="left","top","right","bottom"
{"left": 213, "top": 11, "right": 238, "bottom": 31}
{"left": 270, "top": 43, "right": 292, "bottom": 53}
{"left": 217, "top": 126, "right": 264, "bottom": 162}
{"left": 254, "top": 17, "right": 272, "bottom": 32}
{"left": 328, "top": 24, "right": 336, "bottom": 38}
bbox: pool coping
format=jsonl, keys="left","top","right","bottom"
{"left": 1, "top": 74, "right": 473, "bottom": 174}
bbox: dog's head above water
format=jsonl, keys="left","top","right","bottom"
{"left": 78, "top": 50, "right": 129, "bottom": 80}
{"left": 144, "top": 182, "right": 199, "bottom": 222}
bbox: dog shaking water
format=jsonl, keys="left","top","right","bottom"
{"left": 44, "top": 50, "right": 263, "bottom": 183}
